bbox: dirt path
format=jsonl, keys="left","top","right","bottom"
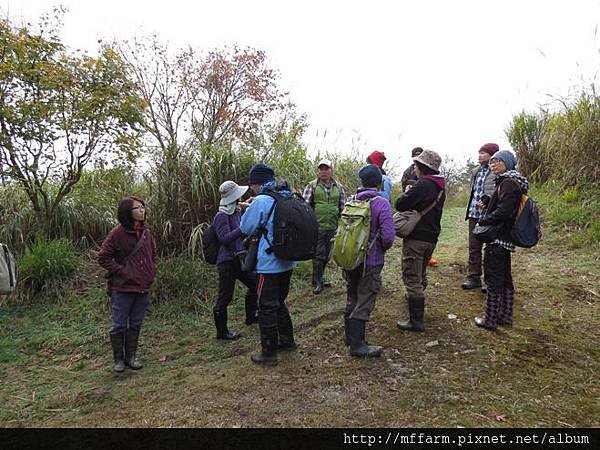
{"left": 1, "top": 207, "right": 598, "bottom": 427}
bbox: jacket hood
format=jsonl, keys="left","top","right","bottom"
{"left": 497, "top": 170, "right": 529, "bottom": 193}
{"left": 355, "top": 187, "right": 381, "bottom": 201}
{"left": 422, "top": 175, "right": 446, "bottom": 190}
{"left": 260, "top": 179, "right": 292, "bottom": 196}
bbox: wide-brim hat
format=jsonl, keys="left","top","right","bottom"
{"left": 219, "top": 181, "right": 248, "bottom": 206}
{"left": 413, "top": 149, "right": 442, "bottom": 173}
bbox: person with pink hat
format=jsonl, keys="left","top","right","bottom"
{"left": 366, "top": 150, "right": 392, "bottom": 201}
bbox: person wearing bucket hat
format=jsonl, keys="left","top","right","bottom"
{"left": 474, "top": 150, "right": 528, "bottom": 331}
{"left": 462, "top": 143, "right": 500, "bottom": 292}
{"left": 366, "top": 150, "right": 393, "bottom": 201}
{"left": 302, "top": 159, "right": 346, "bottom": 294}
{"left": 212, "top": 180, "right": 259, "bottom": 340}
{"left": 395, "top": 150, "right": 446, "bottom": 332}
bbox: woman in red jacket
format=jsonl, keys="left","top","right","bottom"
{"left": 98, "top": 196, "right": 157, "bottom": 372}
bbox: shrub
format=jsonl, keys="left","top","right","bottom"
{"left": 18, "top": 239, "right": 80, "bottom": 298}
{"left": 152, "top": 256, "right": 214, "bottom": 307}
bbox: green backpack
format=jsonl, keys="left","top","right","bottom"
{"left": 332, "top": 198, "right": 373, "bottom": 270}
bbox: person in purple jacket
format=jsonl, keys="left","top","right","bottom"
{"left": 395, "top": 150, "right": 446, "bottom": 332}
{"left": 212, "top": 180, "right": 259, "bottom": 340}
{"left": 344, "top": 164, "right": 395, "bottom": 358}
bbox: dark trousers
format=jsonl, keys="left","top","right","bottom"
{"left": 315, "top": 229, "right": 336, "bottom": 263}
{"left": 468, "top": 218, "right": 484, "bottom": 279}
{"left": 402, "top": 239, "right": 436, "bottom": 298}
{"left": 483, "top": 244, "right": 513, "bottom": 294}
{"left": 214, "top": 259, "right": 258, "bottom": 315}
{"left": 344, "top": 265, "right": 383, "bottom": 322}
{"left": 257, "top": 270, "right": 294, "bottom": 345}
{"left": 109, "top": 291, "right": 150, "bottom": 335}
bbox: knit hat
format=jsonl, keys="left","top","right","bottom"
{"left": 413, "top": 149, "right": 442, "bottom": 173}
{"left": 411, "top": 147, "right": 424, "bottom": 157}
{"left": 358, "top": 164, "right": 382, "bottom": 188}
{"left": 479, "top": 143, "right": 500, "bottom": 157}
{"left": 490, "top": 150, "right": 517, "bottom": 171}
{"left": 367, "top": 150, "right": 386, "bottom": 169}
{"left": 248, "top": 163, "right": 275, "bottom": 185}
{"left": 219, "top": 181, "right": 248, "bottom": 206}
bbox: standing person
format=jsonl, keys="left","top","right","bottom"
{"left": 302, "top": 159, "right": 346, "bottom": 294}
{"left": 366, "top": 150, "right": 392, "bottom": 201}
{"left": 462, "top": 143, "right": 499, "bottom": 292}
{"left": 401, "top": 147, "right": 424, "bottom": 191}
{"left": 212, "top": 180, "right": 259, "bottom": 341}
{"left": 343, "top": 164, "right": 395, "bottom": 357}
{"left": 240, "top": 164, "right": 297, "bottom": 366}
{"left": 98, "top": 196, "right": 157, "bottom": 373}
{"left": 474, "top": 150, "right": 528, "bottom": 330}
{"left": 395, "top": 150, "right": 446, "bottom": 332}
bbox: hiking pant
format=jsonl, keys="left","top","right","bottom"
{"left": 402, "top": 239, "right": 436, "bottom": 298}
{"left": 214, "top": 259, "right": 258, "bottom": 315}
{"left": 467, "top": 218, "right": 484, "bottom": 280}
{"left": 257, "top": 270, "right": 294, "bottom": 340}
{"left": 109, "top": 291, "right": 150, "bottom": 335}
{"left": 483, "top": 244, "right": 513, "bottom": 294}
{"left": 315, "top": 229, "right": 336, "bottom": 263}
{"left": 343, "top": 265, "right": 383, "bottom": 322}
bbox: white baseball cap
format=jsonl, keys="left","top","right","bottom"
{"left": 317, "top": 159, "right": 333, "bottom": 168}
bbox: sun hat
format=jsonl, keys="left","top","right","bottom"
{"left": 219, "top": 181, "right": 249, "bottom": 206}
{"left": 413, "top": 149, "right": 442, "bottom": 173}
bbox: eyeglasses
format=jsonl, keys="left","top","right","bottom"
{"left": 131, "top": 206, "right": 145, "bottom": 211}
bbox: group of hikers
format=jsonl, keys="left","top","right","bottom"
{"left": 97, "top": 144, "right": 530, "bottom": 371}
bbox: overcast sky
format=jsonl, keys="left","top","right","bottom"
{"left": 2, "top": 0, "right": 600, "bottom": 171}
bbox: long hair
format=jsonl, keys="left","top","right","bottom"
{"left": 117, "top": 196, "right": 145, "bottom": 229}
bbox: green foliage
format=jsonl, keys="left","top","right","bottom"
{"left": 18, "top": 239, "right": 80, "bottom": 298}
{"left": 0, "top": 12, "right": 145, "bottom": 239}
{"left": 529, "top": 183, "right": 599, "bottom": 247}
{"left": 151, "top": 256, "right": 213, "bottom": 308}
{"left": 506, "top": 86, "right": 600, "bottom": 188}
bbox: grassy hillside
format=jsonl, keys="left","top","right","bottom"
{"left": 1, "top": 202, "right": 598, "bottom": 427}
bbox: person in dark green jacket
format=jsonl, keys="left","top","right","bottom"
{"left": 302, "top": 159, "right": 346, "bottom": 294}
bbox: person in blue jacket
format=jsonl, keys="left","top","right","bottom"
{"left": 240, "top": 163, "right": 297, "bottom": 366}
{"left": 366, "top": 150, "right": 392, "bottom": 201}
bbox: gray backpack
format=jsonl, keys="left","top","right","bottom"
{"left": 0, "top": 243, "right": 17, "bottom": 294}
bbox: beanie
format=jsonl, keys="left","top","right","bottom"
{"left": 479, "top": 143, "right": 500, "bottom": 157}
{"left": 367, "top": 150, "right": 386, "bottom": 169}
{"left": 248, "top": 163, "right": 275, "bottom": 185}
{"left": 490, "top": 150, "right": 516, "bottom": 171}
{"left": 359, "top": 164, "right": 383, "bottom": 188}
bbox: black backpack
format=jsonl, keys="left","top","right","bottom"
{"left": 201, "top": 224, "right": 220, "bottom": 264}
{"left": 260, "top": 190, "right": 319, "bottom": 261}
{"left": 510, "top": 194, "right": 541, "bottom": 248}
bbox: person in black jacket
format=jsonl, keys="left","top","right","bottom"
{"left": 395, "top": 150, "right": 446, "bottom": 332}
{"left": 474, "top": 150, "right": 529, "bottom": 330}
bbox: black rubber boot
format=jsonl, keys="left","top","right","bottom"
{"left": 347, "top": 319, "right": 382, "bottom": 358}
{"left": 277, "top": 305, "right": 297, "bottom": 351}
{"left": 461, "top": 278, "right": 482, "bottom": 289}
{"left": 109, "top": 332, "right": 126, "bottom": 373}
{"left": 214, "top": 310, "right": 240, "bottom": 340}
{"left": 244, "top": 292, "right": 258, "bottom": 326}
{"left": 251, "top": 326, "right": 278, "bottom": 366}
{"left": 397, "top": 295, "right": 425, "bottom": 332}
{"left": 313, "top": 260, "right": 324, "bottom": 295}
{"left": 125, "top": 328, "right": 143, "bottom": 370}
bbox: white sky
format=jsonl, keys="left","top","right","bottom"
{"left": 2, "top": 0, "right": 600, "bottom": 171}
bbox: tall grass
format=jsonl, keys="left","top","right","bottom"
{"left": 506, "top": 85, "right": 600, "bottom": 188}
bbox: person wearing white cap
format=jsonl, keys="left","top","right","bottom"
{"left": 212, "top": 180, "right": 258, "bottom": 340}
{"left": 302, "top": 159, "right": 346, "bottom": 294}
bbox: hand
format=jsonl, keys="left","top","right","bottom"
{"left": 404, "top": 185, "right": 413, "bottom": 193}
{"left": 477, "top": 200, "right": 486, "bottom": 209}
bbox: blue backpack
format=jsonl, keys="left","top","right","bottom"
{"left": 511, "top": 194, "right": 541, "bottom": 248}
